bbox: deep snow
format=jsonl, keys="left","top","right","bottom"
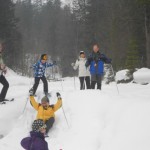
{"left": 133, "top": 68, "right": 150, "bottom": 84}
{"left": 0, "top": 69, "right": 150, "bottom": 150}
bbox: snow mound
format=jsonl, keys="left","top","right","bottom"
{"left": 116, "top": 69, "right": 131, "bottom": 83}
{"left": 5, "top": 67, "right": 18, "bottom": 77}
{"left": 133, "top": 68, "right": 150, "bottom": 84}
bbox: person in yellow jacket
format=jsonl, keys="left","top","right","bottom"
{"left": 30, "top": 92, "right": 62, "bottom": 134}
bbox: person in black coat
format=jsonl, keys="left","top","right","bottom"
{"left": 86, "top": 43, "right": 111, "bottom": 90}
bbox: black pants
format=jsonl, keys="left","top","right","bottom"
{"left": 32, "top": 76, "right": 48, "bottom": 95}
{"left": 0, "top": 75, "right": 9, "bottom": 102}
{"left": 79, "top": 76, "right": 91, "bottom": 90}
{"left": 45, "top": 117, "right": 55, "bottom": 133}
{"left": 91, "top": 74, "right": 102, "bottom": 90}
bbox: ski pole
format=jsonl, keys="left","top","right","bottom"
{"left": 83, "top": 77, "right": 85, "bottom": 90}
{"left": 22, "top": 72, "right": 33, "bottom": 115}
{"left": 22, "top": 97, "right": 29, "bottom": 115}
{"left": 62, "top": 106, "right": 69, "bottom": 128}
{"left": 61, "top": 79, "right": 64, "bottom": 91}
{"left": 74, "top": 76, "right": 76, "bottom": 90}
{"left": 110, "top": 64, "right": 119, "bottom": 94}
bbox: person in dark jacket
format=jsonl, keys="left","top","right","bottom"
{"left": 0, "top": 42, "right": 9, "bottom": 104}
{"left": 21, "top": 119, "right": 49, "bottom": 150}
{"left": 86, "top": 43, "right": 111, "bottom": 90}
{"left": 29, "top": 54, "right": 56, "bottom": 96}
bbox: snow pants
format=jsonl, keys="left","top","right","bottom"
{"left": 0, "top": 75, "right": 9, "bottom": 102}
{"left": 45, "top": 117, "right": 55, "bottom": 133}
{"left": 91, "top": 74, "right": 102, "bottom": 90}
{"left": 79, "top": 76, "right": 91, "bottom": 90}
{"left": 32, "top": 76, "right": 48, "bottom": 95}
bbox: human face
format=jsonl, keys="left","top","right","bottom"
{"left": 40, "top": 128, "right": 46, "bottom": 134}
{"left": 93, "top": 45, "right": 99, "bottom": 53}
{"left": 41, "top": 101, "right": 49, "bottom": 108}
{"left": 80, "top": 53, "right": 85, "bottom": 58}
{"left": 39, "top": 124, "right": 47, "bottom": 134}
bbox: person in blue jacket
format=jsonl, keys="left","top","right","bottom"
{"left": 86, "top": 43, "right": 111, "bottom": 90}
{"left": 30, "top": 54, "right": 56, "bottom": 96}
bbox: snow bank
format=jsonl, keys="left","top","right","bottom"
{"left": 0, "top": 73, "right": 150, "bottom": 150}
{"left": 115, "top": 69, "right": 131, "bottom": 82}
{"left": 133, "top": 68, "right": 150, "bottom": 84}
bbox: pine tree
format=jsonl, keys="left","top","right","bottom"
{"left": 125, "top": 39, "right": 140, "bottom": 71}
{"left": 0, "top": 0, "right": 21, "bottom": 69}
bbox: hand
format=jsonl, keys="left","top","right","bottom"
{"left": 0, "top": 64, "right": 6, "bottom": 70}
{"left": 53, "top": 61, "right": 57, "bottom": 65}
{"left": 94, "top": 63, "right": 97, "bottom": 67}
{"left": 71, "top": 63, "right": 75, "bottom": 67}
{"left": 56, "top": 92, "right": 61, "bottom": 99}
{"left": 3, "top": 69, "right": 7, "bottom": 74}
{"left": 29, "top": 90, "right": 34, "bottom": 96}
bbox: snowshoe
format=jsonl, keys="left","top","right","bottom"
{"left": 4, "top": 98, "right": 14, "bottom": 102}
{"left": 0, "top": 101, "right": 6, "bottom": 105}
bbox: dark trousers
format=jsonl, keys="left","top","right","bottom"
{"left": 45, "top": 117, "right": 55, "bottom": 133}
{"left": 79, "top": 76, "right": 91, "bottom": 90}
{"left": 32, "top": 76, "right": 48, "bottom": 95}
{"left": 0, "top": 75, "right": 9, "bottom": 101}
{"left": 91, "top": 74, "right": 102, "bottom": 90}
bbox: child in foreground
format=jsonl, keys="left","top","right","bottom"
{"left": 21, "top": 119, "right": 49, "bottom": 150}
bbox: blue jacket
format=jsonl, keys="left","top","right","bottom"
{"left": 21, "top": 131, "right": 49, "bottom": 150}
{"left": 33, "top": 60, "right": 53, "bottom": 77}
{"left": 86, "top": 51, "right": 111, "bottom": 75}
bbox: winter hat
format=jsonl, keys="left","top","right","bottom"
{"left": 41, "top": 54, "right": 48, "bottom": 60}
{"left": 80, "top": 51, "right": 85, "bottom": 55}
{"left": 41, "top": 96, "right": 49, "bottom": 103}
{"left": 32, "top": 119, "right": 46, "bottom": 132}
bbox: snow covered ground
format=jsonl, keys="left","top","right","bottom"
{"left": 0, "top": 69, "right": 150, "bottom": 150}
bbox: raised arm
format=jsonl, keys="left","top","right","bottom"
{"left": 53, "top": 92, "right": 62, "bottom": 112}
{"left": 73, "top": 60, "right": 79, "bottom": 70}
{"left": 53, "top": 98, "right": 62, "bottom": 112}
{"left": 46, "top": 62, "right": 53, "bottom": 68}
{"left": 100, "top": 54, "right": 111, "bottom": 64}
{"left": 30, "top": 96, "right": 39, "bottom": 111}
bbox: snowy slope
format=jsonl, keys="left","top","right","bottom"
{"left": 0, "top": 70, "right": 150, "bottom": 150}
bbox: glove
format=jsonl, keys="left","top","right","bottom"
{"left": 3, "top": 69, "right": 7, "bottom": 74}
{"left": 53, "top": 61, "right": 57, "bottom": 65}
{"left": 0, "top": 64, "right": 6, "bottom": 70}
{"left": 56, "top": 92, "right": 61, "bottom": 99}
{"left": 29, "top": 89, "right": 34, "bottom": 96}
{"left": 71, "top": 63, "right": 75, "bottom": 67}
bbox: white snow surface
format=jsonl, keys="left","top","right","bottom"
{"left": 115, "top": 69, "right": 130, "bottom": 81}
{"left": 133, "top": 68, "right": 150, "bottom": 84}
{"left": 0, "top": 69, "right": 150, "bottom": 150}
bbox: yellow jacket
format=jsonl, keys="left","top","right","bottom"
{"left": 30, "top": 96, "right": 62, "bottom": 122}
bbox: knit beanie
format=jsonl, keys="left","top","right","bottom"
{"left": 80, "top": 51, "right": 85, "bottom": 55}
{"left": 32, "top": 119, "right": 46, "bottom": 132}
{"left": 41, "top": 96, "right": 49, "bottom": 103}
